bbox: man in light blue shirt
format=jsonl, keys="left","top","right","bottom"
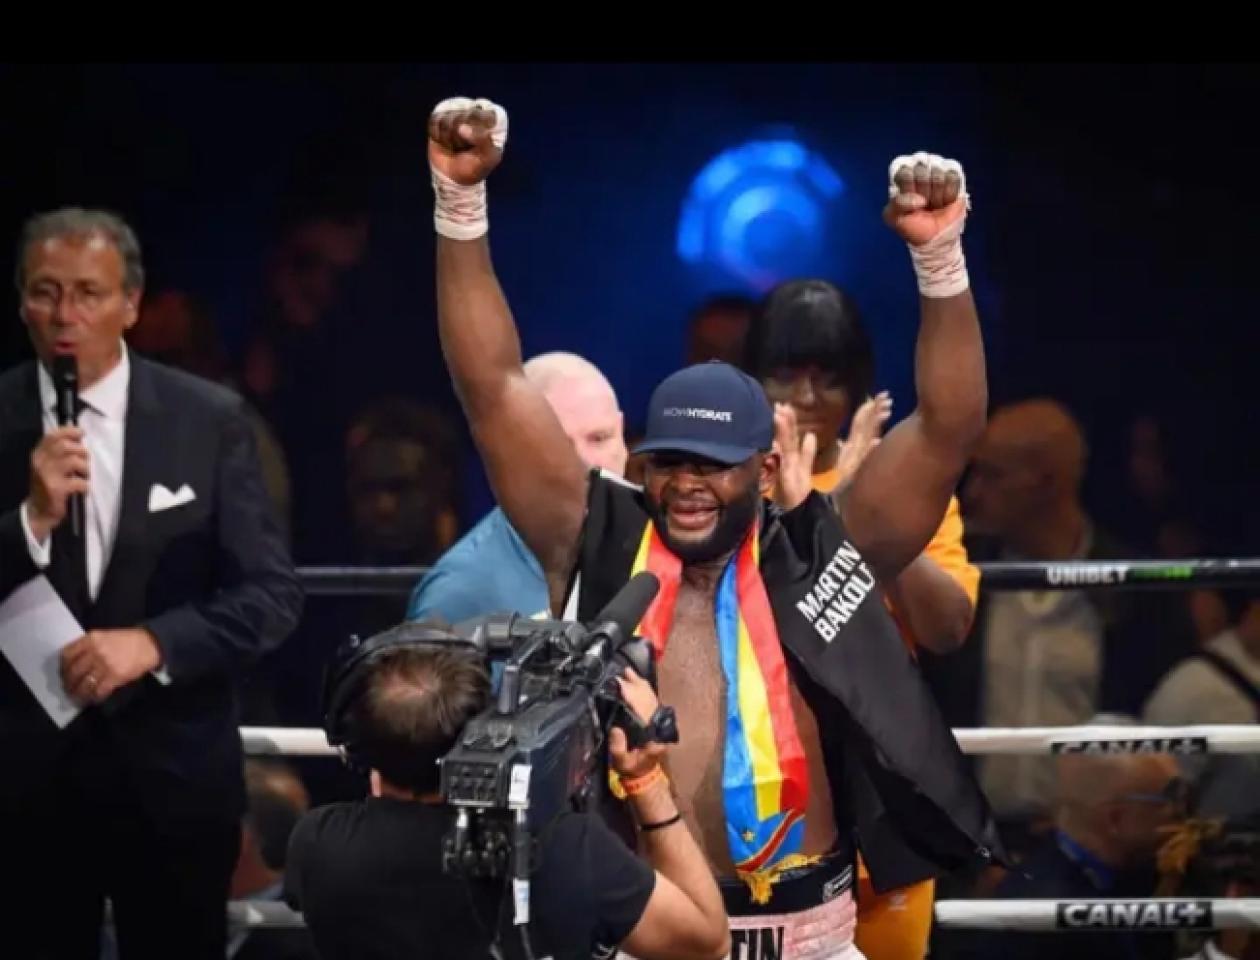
{"left": 408, "top": 352, "right": 628, "bottom": 622}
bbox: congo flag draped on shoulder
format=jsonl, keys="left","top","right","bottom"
{"left": 630, "top": 520, "right": 813, "bottom": 903}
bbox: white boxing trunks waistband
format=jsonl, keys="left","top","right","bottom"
{"left": 620, "top": 849, "right": 864, "bottom": 960}
{"left": 722, "top": 851, "right": 862, "bottom": 960}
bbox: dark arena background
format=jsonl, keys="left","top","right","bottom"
{"left": 1, "top": 63, "right": 1257, "bottom": 960}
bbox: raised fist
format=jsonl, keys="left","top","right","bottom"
{"left": 883, "top": 152, "right": 968, "bottom": 247}
{"left": 427, "top": 97, "right": 507, "bottom": 187}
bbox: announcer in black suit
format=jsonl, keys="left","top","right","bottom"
{"left": 0, "top": 208, "right": 303, "bottom": 959}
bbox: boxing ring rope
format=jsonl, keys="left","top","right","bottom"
{"left": 227, "top": 900, "right": 307, "bottom": 929}
{"left": 297, "top": 557, "right": 1260, "bottom": 596}
{"left": 241, "top": 724, "right": 1260, "bottom": 759}
{"left": 235, "top": 723, "right": 1260, "bottom": 932}
{"left": 225, "top": 561, "right": 1260, "bottom": 934}
{"left": 934, "top": 899, "right": 1260, "bottom": 931}
{"left": 223, "top": 898, "right": 1260, "bottom": 932}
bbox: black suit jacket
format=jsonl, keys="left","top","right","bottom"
{"left": 0, "top": 355, "right": 303, "bottom": 824}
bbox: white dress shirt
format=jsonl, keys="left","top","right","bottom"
{"left": 1145, "top": 628, "right": 1260, "bottom": 726}
{"left": 20, "top": 347, "right": 130, "bottom": 595}
{"left": 17, "top": 347, "right": 168, "bottom": 682}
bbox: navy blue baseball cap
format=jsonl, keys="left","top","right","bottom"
{"left": 633, "top": 361, "right": 774, "bottom": 465}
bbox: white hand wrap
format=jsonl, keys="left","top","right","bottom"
{"left": 430, "top": 97, "right": 509, "bottom": 241}
{"left": 907, "top": 213, "right": 969, "bottom": 298}
{"left": 888, "top": 152, "right": 971, "bottom": 298}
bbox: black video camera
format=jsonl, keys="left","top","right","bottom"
{"left": 321, "top": 572, "right": 677, "bottom": 888}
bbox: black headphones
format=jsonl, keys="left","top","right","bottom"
{"left": 321, "top": 619, "right": 482, "bottom": 772}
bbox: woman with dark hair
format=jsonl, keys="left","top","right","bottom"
{"left": 745, "top": 278, "right": 981, "bottom": 960}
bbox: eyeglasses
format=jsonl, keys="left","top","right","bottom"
{"left": 1115, "top": 777, "right": 1191, "bottom": 809}
{"left": 23, "top": 283, "right": 121, "bottom": 315}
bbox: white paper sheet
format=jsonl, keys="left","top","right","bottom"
{"left": 0, "top": 576, "right": 84, "bottom": 728}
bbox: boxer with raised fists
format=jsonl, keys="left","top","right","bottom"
{"left": 429, "top": 97, "right": 1000, "bottom": 960}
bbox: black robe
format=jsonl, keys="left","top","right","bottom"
{"left": 572, "top": 471, "right": 1005, "bottom": 893}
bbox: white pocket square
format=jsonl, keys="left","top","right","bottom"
{"left": 148, "top": 483, "right": 196, "bottom": 513}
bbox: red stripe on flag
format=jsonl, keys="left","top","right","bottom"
{"left": 735, "top": 809, "right": 806, "bottom": 874}
{"left": 638, "top": 527, "right": 681, "bottom": 658}
{"left": 735, "top": 531, "right": 810, "bottom": 812}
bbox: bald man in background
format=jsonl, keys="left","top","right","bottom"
{"left": 970, "top": 749, "right": 1183, "bottom": 960}
{"left": 408, "top": 351, "right": 628, "bottom": 622}
{"left": 918, "top": 399, "right": 1194, "bottom": 849}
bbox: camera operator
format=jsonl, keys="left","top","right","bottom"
{"left": 283, "top": 644, "right": 729, "bottom": 960}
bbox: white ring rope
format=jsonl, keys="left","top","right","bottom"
{"left": 953, "top": 724, "right": 1260, "bottom": 756}
{"left": 243, "top": 726, "right": 339, "bottom": 757}
{"left": 933, "top": 898, "right": 1260, "bottom": 932}
{"left": 235, "top": 724, "right": 1260, "bottom": 933}
{"left": 226, "top": 725, "right": 1260, "bottom": 937}
{"left": 215, "top": 898, "right": 1260, "bottom": 931}
{"left": 240, "top": 724, "right": 1260, "bottom": 759}
{"left": 227, "top": 900, "right": 308, "bottom": 930}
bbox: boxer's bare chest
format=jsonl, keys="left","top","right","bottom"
{"left": 656, "top": 576, "right": 838, "bottom": 876}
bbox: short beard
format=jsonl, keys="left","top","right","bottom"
{"left": 646, "top": 481, "right": 762, "bottom": 564}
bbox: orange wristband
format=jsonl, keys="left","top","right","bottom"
{"left": 620, "top": 766, "right": 668, "bottom": 797}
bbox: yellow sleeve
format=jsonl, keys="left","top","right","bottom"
{"left": 884, "top": 496, "right": 981, "bottom": 653}
{"left": 922, "top": 496, "right": 980, "bottom": 610}
{"left": 821, "top": 467, "right": 979, "bottom": 649}
{"left": 810, "top": 465, "right": 843, "bottom": 495}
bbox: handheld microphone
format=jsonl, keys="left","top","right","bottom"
{"left": 584, "top": 571, "right": 660, "bottom": 652}
{"left": 577, "top": 571, "right": 660, "bottom": 680}
{"left": 51, "top": 355, "right": 83, "bottom": 539}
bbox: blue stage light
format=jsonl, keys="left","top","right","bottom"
{"left": 678, "top": 138, "right": 844, "bottom": 290}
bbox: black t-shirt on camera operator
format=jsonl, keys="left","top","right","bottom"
{"left": 285, "top": 797, "right": 655, "bottom": 960}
